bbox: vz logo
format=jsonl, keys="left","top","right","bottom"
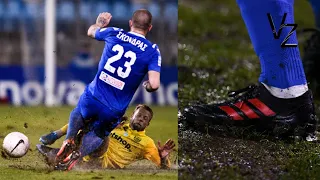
{"left": 267, "top": 13, "right": 298, "bottom": 47}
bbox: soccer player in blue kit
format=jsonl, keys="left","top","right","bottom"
{"left": 55, "top": 9, "right": 162, "bottom": 170}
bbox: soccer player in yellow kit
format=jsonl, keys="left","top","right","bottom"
{"left": 37, "top": 104, "right": 175, "bottom": 169}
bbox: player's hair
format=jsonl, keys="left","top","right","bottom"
{"left": 131, "top": 9, "right": 152, "bottom": 31}
{"left": 134, "top": 104, "right": 153, "bottom": 120}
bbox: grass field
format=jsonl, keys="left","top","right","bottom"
{"left": 178, "top": 0, "right": 320, "bottom": 179}
{"left": 0, "top": 105, "right": 178, "bottom": 180}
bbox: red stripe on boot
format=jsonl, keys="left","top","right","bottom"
{"left": 234, "top": 102, "right": 260, "bottom": 119}
{"left": 219, "top": 106, "right": 243, "bottom": 120}
{"left": 248, "top": 98, "right": 276, "bottom": 116}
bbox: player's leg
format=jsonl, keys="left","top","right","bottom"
{"left": 79, "top": 131, "right": 104, "bottom": 158}
{"left": 55, "top": 100, "right": 122, "bottom": 170}
{"left": 37, "top": 130, "right": 91, "bottom": 171}
{"left": 236, "top": 0, "right": 317, "bottom": 140}
{"left": 55, "top": 107, "right": 83, "bottom": 161}
{"left": 55, "top": 131, "right": 104, "bottom": 171}
{"left": 236, "top": 0, "right": 307, "bottom": 92}
{"left": 78, "top": 118, "right": 119, "bottom": 156}
{"left": 73, "top": 105, "right": 122, "bottom": 157}
{"left": 182, "top": 0, "right": 318, "bottom": 140}
{"left": 56, "top": 90, "right": 98, "bottom": 161}
{"left": 36, "top": 144, "right": 60, "bottom": 166}
{"left": 39, "top": 124, "right": 68, "bottom": 145}
{"left": 54, "top": 124, "right": 118, "bottom": 171}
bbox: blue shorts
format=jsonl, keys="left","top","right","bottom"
{"left": 77, "top": 88, "right": 124, "bottom": 137}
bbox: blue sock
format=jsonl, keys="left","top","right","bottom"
{"left": 66, "top": 107, "right": 85, "bottom": 140}
{"left": 236, "top": 0, "right": 307, "bottom": 89}
{"left": 308, "top": 0, "right": 320, "bottom": 29}
{"left": 79, "top": 131, "right": 103, "bottom": 157}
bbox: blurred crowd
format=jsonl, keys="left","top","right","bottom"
{"left": 0, "top": 0, "right": 177, "bottom": 67}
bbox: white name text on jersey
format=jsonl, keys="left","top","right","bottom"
{"left": 116, "top": 31, "right": 148, "bottom": 51}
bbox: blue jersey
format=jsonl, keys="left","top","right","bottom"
{"left": 87, "top": 27, "right": 161, "bottom": 113}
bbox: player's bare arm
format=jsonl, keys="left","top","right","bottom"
{"left": 143, "top": 71, "right": 160, "bottom": 92}
{"left": 87, "top": 12, "right": 112, "bottom": 38}
{"left": 157, "top": 139, "right": 175, "bottom": 169}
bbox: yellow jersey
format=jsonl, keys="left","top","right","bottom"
{"left": 96, "top": 123, "right": 170, "bottom": 169}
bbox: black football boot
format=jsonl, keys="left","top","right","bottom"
{"left": 180, "top": 83, "right": 318, "bottom": 141}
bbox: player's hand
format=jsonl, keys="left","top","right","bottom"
{"left": 157, "top": 139, "right": 175, "bottom": 158}
{"left": 96, "top": 12, "right": 112, "bottom": 28}
{"left": 143, "top": 80, "right": 154, "bottom": 92}
{"left": 142, "top": 80, "right": 149, "bottom": 88}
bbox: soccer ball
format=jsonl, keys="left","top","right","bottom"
{"left": 2, "top": 132, "right": 30, "bottom": 158}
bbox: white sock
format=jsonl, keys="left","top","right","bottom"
{"left": 261, "top": 82, "right": 308, "bottom": 99}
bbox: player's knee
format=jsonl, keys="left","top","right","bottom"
{"left": 70, "top": 108, "right": 84, "bottom": 122}
{"left": 92, "top": 125, "right": 106, "bottom": 139}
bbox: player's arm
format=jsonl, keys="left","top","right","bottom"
{"left": 144, "top": 139, "right": 175, "bottom": 169}
{"left": 143, "top": 71, "right": 160, "bottom": 92}
{"left": 143, "top": 46, "right": 162, "bottom": 92}
{"left": 87, "top": 12, "right": 112, "bottom": 39}
{"left": 157, "top": 139, "right": 175, "bottom": 169}
{"left": 87, "top": 24, "right": 101, "bottom": 39}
